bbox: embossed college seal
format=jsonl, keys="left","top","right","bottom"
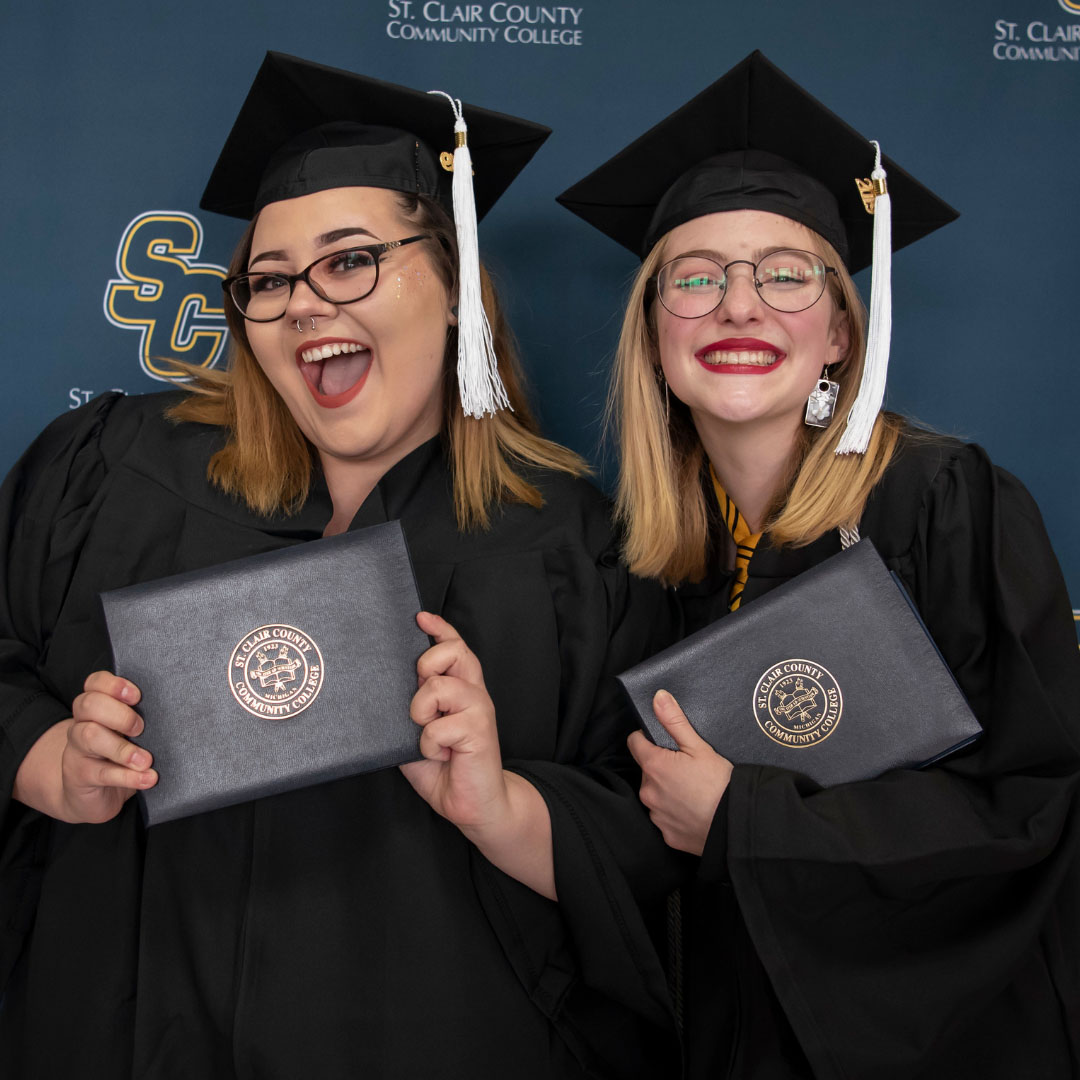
{"left": 228, "top": 624, "right": 325, "bottom": 719}
{"left": 753, "top": 658, "right": 842, "bottom": 748}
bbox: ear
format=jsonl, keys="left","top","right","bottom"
{"left": 828, "top": 310, "right": 850, "bottom": 367}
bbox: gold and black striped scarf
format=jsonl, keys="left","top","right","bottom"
{"left": 709, "top": 465, "right": 762, "bottom": 612}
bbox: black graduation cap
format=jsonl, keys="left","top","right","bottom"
{"left": 556, "top": 50, "right": 958, "bottom": 270}
{"left": 200, "top": 51, "right": 551, "bottom": 222}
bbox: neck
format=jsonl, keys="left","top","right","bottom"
{"left": 319, "top": 457, "right": 383, "bottom": 538}
{"left": 693, "top": 411, "right": 801, "bottom": 533}
{"left": 317, "top": 428, "right": 437, "bottom": 538}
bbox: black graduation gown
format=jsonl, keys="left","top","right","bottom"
{"left": 0, "top": 392, "right": 678, "bottom": 1079}
{"left": 676, "top": 433, "right": 1080, "bottom": 1080}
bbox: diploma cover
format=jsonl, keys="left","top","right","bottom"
{"left": 617, "top": 540, "right": 981, "bottom": 787}
{"left": 101, "top": 520, "right": 429, "bottom": 825}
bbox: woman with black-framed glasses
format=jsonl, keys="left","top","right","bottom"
{"left": 223, "top": 233, "right": 429, "bottom": 322}
{"left": 0, "top": 54, "right": 678, "bottom": 1078}
{"left": 559, "top": 51, "right": 1080, "bottom": 1079}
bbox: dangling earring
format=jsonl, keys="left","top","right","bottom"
{"left": 805, "top": 365, "right": 840, "bottom": 428}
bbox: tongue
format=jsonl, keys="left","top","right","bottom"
{"left": 319, "top": 351, "right": 370, "bottom": 397}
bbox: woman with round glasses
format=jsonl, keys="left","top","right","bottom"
{"left": 560, "top": 52, "right": 1080, "bottom": 1079}
{"left": 0, "top": 55, "right": 677, "bottom": 1077}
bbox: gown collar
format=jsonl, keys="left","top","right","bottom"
{"left": 124, "top": 412, "right": 447, "bottom": 541}
{"left": 679, "top": 466, "right": 843, "bottom": 613}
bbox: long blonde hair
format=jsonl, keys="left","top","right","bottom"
{"left": 168, "top": 192, "right": 585, "bottom": 529}
{"left": 610, "top": 229, "right": 902, "bottom": 583}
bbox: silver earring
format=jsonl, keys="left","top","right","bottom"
{"left": 805, "top": 366, "right": 839, "bottom": 428}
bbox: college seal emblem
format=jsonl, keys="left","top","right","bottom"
{"left": 229, "top": 624, "right": 325, "bottom": 719}
{"left": 753, "top": 659, "right": 842, "bottom": 748}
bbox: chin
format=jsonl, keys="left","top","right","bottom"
{"left": 310, "top": 429, "right": 383, "bottom": 462}
{"left": 691, "top": 394, "right": 803, "bottom": 430}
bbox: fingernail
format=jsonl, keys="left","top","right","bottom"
{"left": 140, "top": 771, "right": 156, "bottom": 787}
{"left": 130, "top": 750, "right": 149, "bottom": 769}
{"left": 654, "top": 689, "right": 672, "bottom": 706}
{"left": 120, "top": 683, "right": 136, "bottom": 703}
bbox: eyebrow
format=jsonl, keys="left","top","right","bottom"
{"left": 670, "top": 244, "right": 795, "bottom": 263}
{"left": 316, "top": 225, "right": 381, "bottom": 247}
{"left": 248, "top": 226, "right": 382, "bottom": 268}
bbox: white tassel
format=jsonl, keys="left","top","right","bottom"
{"left": 836, "top": 140, "right": 891, "bottom": 455}
{"left": 427, "top": 90, "right": 510, "bottom": 419}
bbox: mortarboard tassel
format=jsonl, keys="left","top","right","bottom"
{"left": 428, "top": 91, "right": 510, "bottom": 419}
{"left": 837, "top": 140, "right": 892, "bottom": 455}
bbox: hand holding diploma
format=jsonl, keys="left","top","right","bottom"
{"left": 628, "top": 689, "right": 733, "bottom": 856}
{"left": 13, "top": 671, "right": 157, "bottom": 824}
{"left": 401, "top": 611, "right": 556, "bottom": 900}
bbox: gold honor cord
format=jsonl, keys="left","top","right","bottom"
{"left": 710, "top": 465, "right": 763, "bottom": 612}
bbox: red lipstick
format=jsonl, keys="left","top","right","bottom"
{"left": 694, "top": 337, "right": 785, "bottom": 375}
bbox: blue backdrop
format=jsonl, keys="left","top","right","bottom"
{"left": 3, "top": 0, "right": 1078, "bottom": 636}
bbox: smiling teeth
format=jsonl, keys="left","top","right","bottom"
{"left": 301, "top": 342, "right": 366, "bottom": 363}
{"left": 701, "top": 350, "right": 777, "bottom": 366}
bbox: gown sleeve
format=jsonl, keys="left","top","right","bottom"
{"left": 0, "top": 396, "right": 121, "bottom": 982}
{"left": 715, "top": 444, "right": 1080, "bottom": 1078}
{"left": 467, "top": 517, "right": 685, "bottom": 1077}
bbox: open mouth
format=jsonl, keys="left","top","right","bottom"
{"left": 295, "top": 340, "right": 372, "bottom": 407}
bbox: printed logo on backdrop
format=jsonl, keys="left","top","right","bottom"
{"left": 994, "top": 0, "right": 1080, "bottom": 62}
{"left": 386, "top": 2, "right": 584, "bottom": 45}
{"left": 104, "top": 211, "right": 229, "bottom": 382}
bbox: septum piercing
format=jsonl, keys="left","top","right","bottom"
{"left": 294, "top": 317, "right": 317, "bottom": 333}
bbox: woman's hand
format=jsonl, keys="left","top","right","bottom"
{"left": 627, "top": 689, "right": 733, "bottom": 855}
{"left": 12, "top": 671, "right": 156, "bottom": 824}
{"left": 399, "top": 611, "right": 510, "bottom": 830}
{"left": 400, "top": 612, "right": 556, "bottom": 899}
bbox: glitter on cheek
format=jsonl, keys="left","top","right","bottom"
{"left": 393, "top": 263, "right": 428, "bottom": 300}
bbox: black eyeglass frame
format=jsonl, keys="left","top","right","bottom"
{"left": 223, "top": 234, "right": 430, "bottom": 322}
{"left": 652, "top": 249, "right": 839, "bottom": 319}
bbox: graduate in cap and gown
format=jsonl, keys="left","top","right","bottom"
{"left": 0, "top": 53, "right": 678, "bottom": 1078}
{"left": 559, "top": 51, "right": 1080, "bottom": 1080}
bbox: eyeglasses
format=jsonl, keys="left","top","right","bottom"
{"left": 654, "top": 249, "right": 838, "bottom": 318}
{"left": 223, "top": 234, "right": 430, "bottom": 322}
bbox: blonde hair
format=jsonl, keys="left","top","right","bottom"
{"left": 168, "top": 193, "right": 585, "bottom": 530}
{"left": 610, "top": 229, "right": 902, "bottom": 583}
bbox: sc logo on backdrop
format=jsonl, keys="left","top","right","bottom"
{"left": 104, "top": 211, "right": 229, "bottom": 381}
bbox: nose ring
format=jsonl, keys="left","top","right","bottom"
{"left": 294, "top": 317, "right": 317, "bottom": 333}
